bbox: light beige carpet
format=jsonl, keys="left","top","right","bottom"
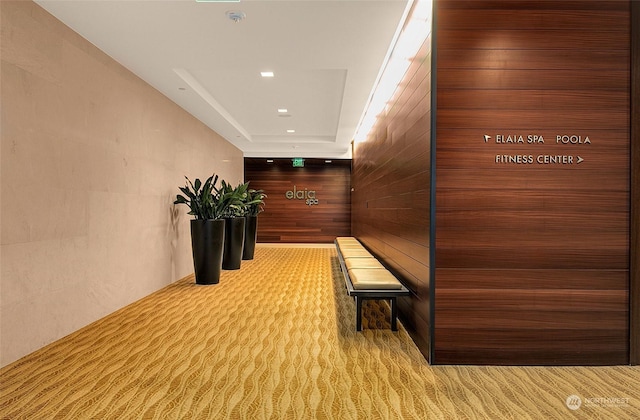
{"left": 1, "top": 247, "right": 639, "bottom": 419}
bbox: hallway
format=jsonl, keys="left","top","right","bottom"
{"left": 1, "top": 246, "right": 638, "bottom": 419}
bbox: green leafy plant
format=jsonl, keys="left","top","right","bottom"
{"left": 175, "top": 177, "right": 268, "bottom": 220}
{"left": 215, "top": 180, "right": 250, "bottom": 218}
{"left": 175, "top": 174, "right": 242, "bottom": 220}
{"left": 174, "top": 175, "right": 219, "bottom": 220}
{"left": 244, "top": 188, "right": 267, "bottom": 217}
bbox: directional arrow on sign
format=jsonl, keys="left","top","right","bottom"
{"left": 577, "top": 156, "right": 584, "bottom": 164}
{"left": 484, "top": 135, "right": 491, "bottom": 142}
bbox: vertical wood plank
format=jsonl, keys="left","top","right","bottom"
{"left": 630, "top": 0, "right": 639, "bottom": 366}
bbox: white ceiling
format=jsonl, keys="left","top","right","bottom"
{"left": 35, "top": 0, "right": 410, "bottom": 158}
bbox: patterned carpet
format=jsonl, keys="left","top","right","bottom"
{"left": 1, "top": 247, "right": 639, "bottom": 419}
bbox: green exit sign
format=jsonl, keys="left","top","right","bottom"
{"left": 292, "top": 158, "right": 305, "bottom": 167}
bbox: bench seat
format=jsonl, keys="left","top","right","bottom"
{"left": 339, "top": 248, "right": 374, "bottom": 258}
{"left": 336, "top": 236, "right": 361, "bottom": 244}
{"left": 336, "top": 242, "right": 366, "bottom": 249}
{"left": 344, "top": 258, "right": 385, "bottom": 270}
{"left": 335, "top": 237, "right": 410, "bottom": 331}
{"left": 348, "top": 268, "right": 404, "bottom": 290}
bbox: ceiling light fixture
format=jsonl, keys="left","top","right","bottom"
{"left": 353, "top": 0, "right": 432, "bottom": 143}
{"left": 260, "top": 71, "right": 274, "bottom": 78}
{"left": 196, "top": 0, "right": 240, "bottom": 3}
{"left": 287, "top": 129, "right": 296, "bottom": 133}
{"left": 226, "top": 10, "right": 246, "bottom": 23}
{"left": 278, "top": 108, "right": 288, "bottom": 113}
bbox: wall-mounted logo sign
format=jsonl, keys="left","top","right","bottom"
{"left": 285, "top": 186, "right": 319, "bottom": 206}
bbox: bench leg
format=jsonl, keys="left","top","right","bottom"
{"left": 355, "top": 296, "right": 363, "bottom": 331}
{"left": 390, "top": 297, "right": 398, "bottom": 331}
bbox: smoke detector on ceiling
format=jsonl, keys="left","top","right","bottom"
{"left": 226, "top": 11, "right": 246, "bottom": 23}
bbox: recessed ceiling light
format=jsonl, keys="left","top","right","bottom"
{"left": 278, "top": 108, "right": 288, "bottom": 113}
{"left": 287, "top": 129, "right": 296, "bottom": 133}
{"left": 260, "top": 71, "right": 274, "bottom": 78}
{"left": 266, "top": 159, "right": 274, "bottom": 163}
{"left": 325, "top": 160, "right": 332, "bottom": 163}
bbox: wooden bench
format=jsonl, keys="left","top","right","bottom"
{"left": 335, "top": 237, "right": 410, "bottom": 331}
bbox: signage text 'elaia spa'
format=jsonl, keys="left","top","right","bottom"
{"left": 285, "top": 186, "right": 319, "bottom": 206}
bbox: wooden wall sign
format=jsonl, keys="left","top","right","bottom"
{"left": 433, "top": 0, "right": 631, "bottom": 365}
{"left": 244, "top": 158, "right": 351, "bottom": 243}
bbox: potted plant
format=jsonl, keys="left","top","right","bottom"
{"left": 216, "top": 180, "right": 249, "bottom": 270}
{"left": 174, "top": 174, "right": 227, "bottom": 285}
{"left": 242, "top": 188, "right": 267, "bottom": 260}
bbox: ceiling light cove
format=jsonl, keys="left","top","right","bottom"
{"left": 35, "top": 0, "right": 411, "bottom": 159}
{"left": 354, "top": 0, "right": 432, "bottom": 143}
{"left": 173, "top": 68, "right": 252, "bottom": 142}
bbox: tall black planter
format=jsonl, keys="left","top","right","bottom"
{"left": 190, "top": 219, "right": 225, "bottom": 285}
{"left": 222, "top": 217, "right": 246, "bottom": 270}
{"left": 242, "top": 215, "right": 258, "bottom": 260}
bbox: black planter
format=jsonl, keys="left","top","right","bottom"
{"left": 242, "top": 215, "right": 258, "bottom": 260}
{"left": 190, "top": 219, "right": 225, "bottom": 285}
{"left": 222, "top": 217, "right": 246, "bottom": 270}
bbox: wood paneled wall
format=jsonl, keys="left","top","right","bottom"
{"left": 351, "top": 35, "right": 433, "bottom": 359}
{"left": 434, "top": 0, "right": 631, "bottom": 365}
{"left": 244, "top": 158, "right": 351, "bottom": 243}
{"left": 631, "top": 0, "right": 639, "bottom": 365}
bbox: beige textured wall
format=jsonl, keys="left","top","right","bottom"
{"left": 0, "top": 1, "right": 243, "bottom": 366}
